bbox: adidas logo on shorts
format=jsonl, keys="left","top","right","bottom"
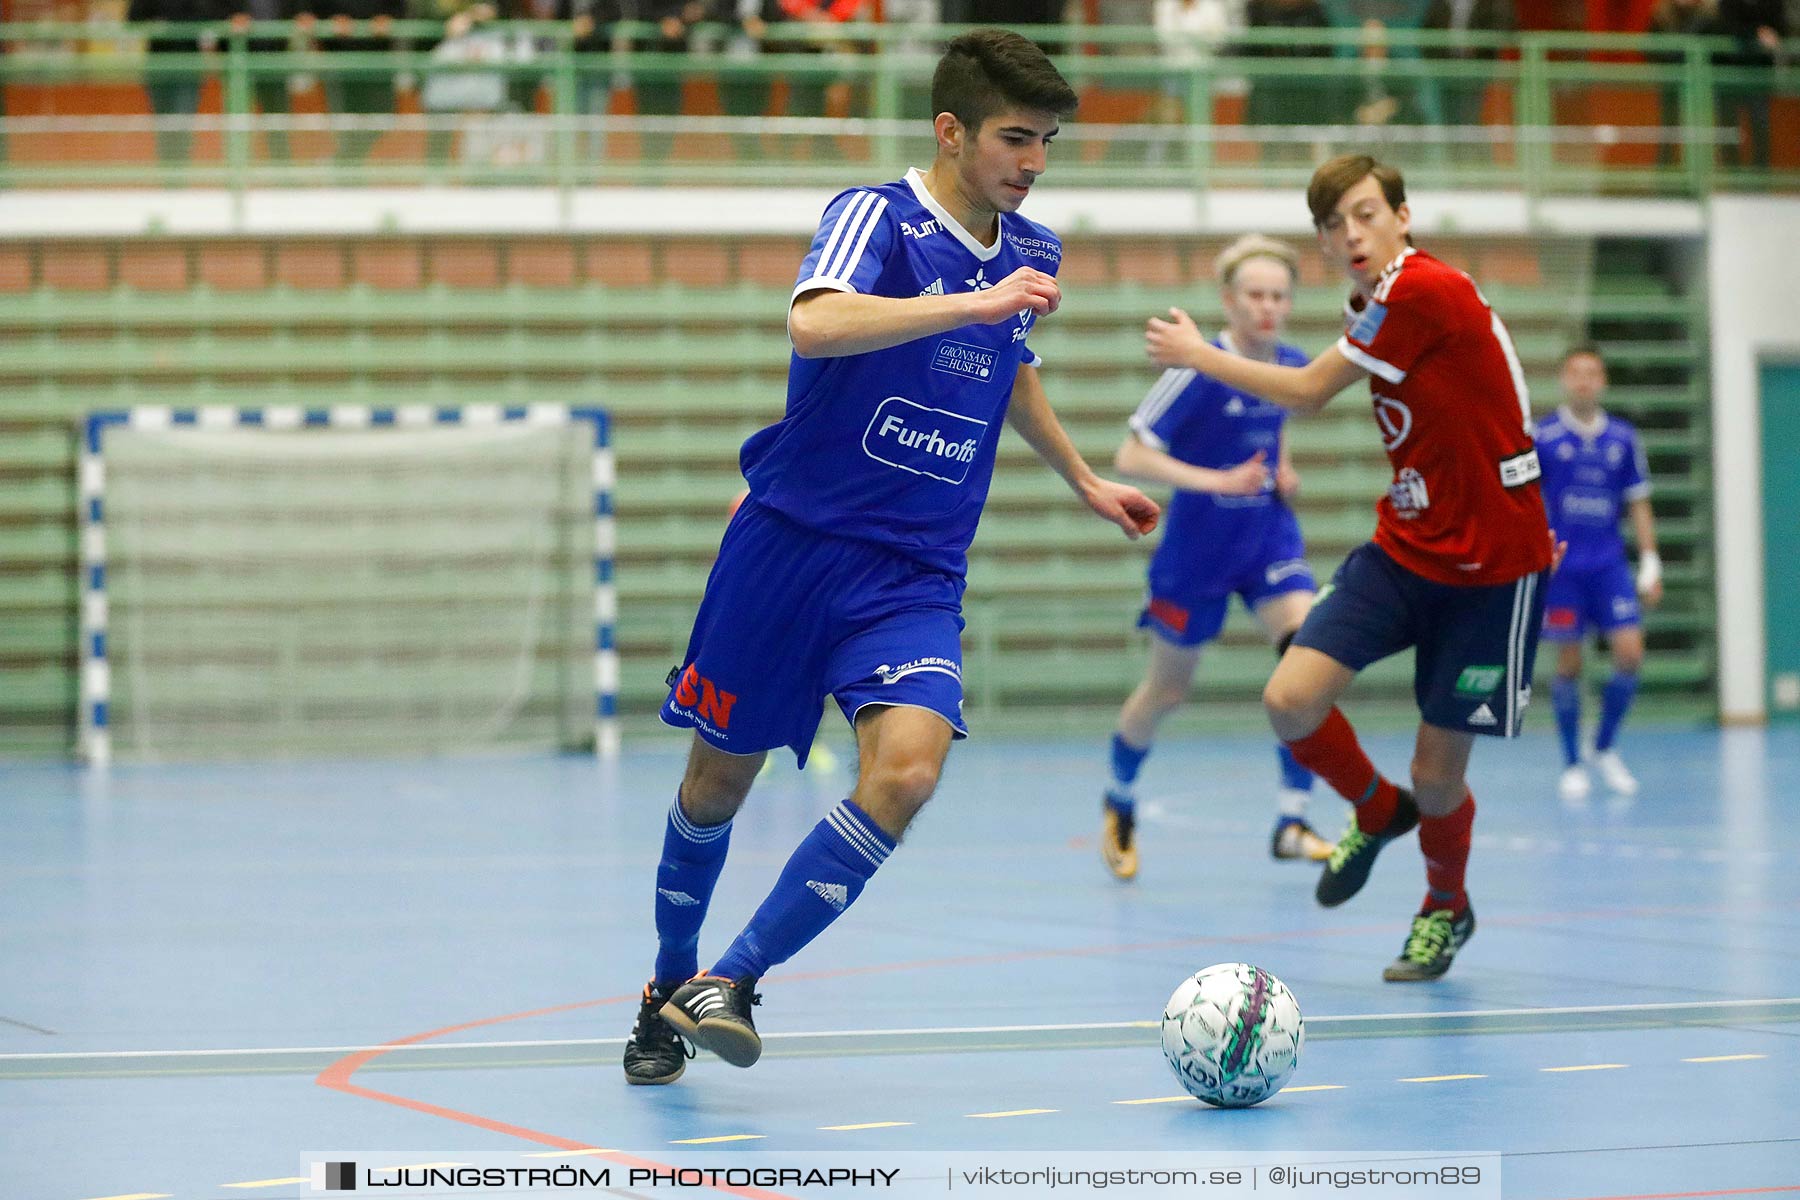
{"left": 1468, "top": 704, "right": 1498, "bottom": 727}
{"left": 806, "top": 880, "right": 849, "bottom": 910}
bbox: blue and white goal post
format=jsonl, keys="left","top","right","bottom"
{"left": 77, "top": 403, "right": 619, "bottom": 766}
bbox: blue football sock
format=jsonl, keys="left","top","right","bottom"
{"left": 652, "top": 793, "right": 733, "bottom": 988}
{"left": 1551, "top": 675, "right": 1582, "bottom": 767}
{"left": 1108, "top": 733, "right": 1149, "bottom": 808}
{"left": 1596, "top": 671, "right": 1639, "bottom": 753}
{"left": 1276, "top": 744, "right": 1314, "bottom": 793}
{"left": 711, "top": 799, "right": 894, "bottom": 982}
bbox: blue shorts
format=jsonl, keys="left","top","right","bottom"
{"left": 1542, "top": 559, "right": 1641, "bottom": 642}
{"left": 1292, "top": 542, "right": 1548, "bottom": 738}
{"left": 1139, "top": 522, "right": 1315, "bottom": 648}
{"left": 661, "top": 498, "right": 969, "bottom": 767}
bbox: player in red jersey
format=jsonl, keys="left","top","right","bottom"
{"left": 1145, "top": 155, "right": 1557, "bottom": 981}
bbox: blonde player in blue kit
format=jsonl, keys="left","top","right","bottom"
{"left": 621, "top": 29, "right": 1161, "bottom": 1085}
{"left": 1099, "top": 236, "right": 1332, "bottom": 880}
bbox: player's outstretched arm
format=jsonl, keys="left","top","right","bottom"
{"left": 1145, "top": 307, "right": 1366, "bottom": 414}
{"left": 1007, "top": 365, "right": 1160, "bottom": 539}
{"left": 1113, "top": 434, "right": 1270, "bottom": 497}
{"left": 789, "top": 267, "right": 1062, "bottom": 360}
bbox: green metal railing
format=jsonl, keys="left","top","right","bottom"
{"left": 1, "top": 20, "right": 1794, "bottom": 195}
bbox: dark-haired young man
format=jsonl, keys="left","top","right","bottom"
{"left": 622, "top": 28, "right": 1160, "bottom": 1083}
{"left": 1145, "top": 154, "right": 1556, "bottom": 982}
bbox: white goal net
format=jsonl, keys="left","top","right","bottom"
{"left": 79, "top": 405, "right": 616, "bottom": 763}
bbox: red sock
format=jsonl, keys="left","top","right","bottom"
{"left": 1285, "top": 706, "right": 1400, "bottom": 834}
{"left": 1418, "top": 792, "right": 1475, "bottom": 915}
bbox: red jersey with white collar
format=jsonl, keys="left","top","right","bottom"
{"left": 1336, "top": 248, "right": 1552, "bottom": 587}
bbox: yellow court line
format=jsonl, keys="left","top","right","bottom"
{"left": 522, "top": 1149, "right": 618, "bottom": 1157}
{"left": 1281, "top": 1085, "right": 1348, "bottom": 1093}
{"left": 1112, "top": 1096, "right": 1193, "bottom": 1105}
{"left": 967, "top": 1108, "right": 1058, "bottom": 1119}
{"left": 222, "top": 1179, "right": 309, "bottom": 1189}
{"left": 1685, "top": 1054, "right": 1766, "bottom": 1063}
{"left": 1399, "top": 1074, "right": 1487, "bottom": 1083}
{"left": 82, "top": 1194, "right": 171, "bottom": 1200}
{"left": 1540, "top": 1064, "right": 1628, "bottom": 1073}
{"left": 672, "top": 1134, "right": 766, "bottom": 1144}
{"left": 820, "top": 1121, "right": 914, "bottom": 1131}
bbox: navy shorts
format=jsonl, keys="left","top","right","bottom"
{"left": 1292, "top": 542, "right": 1548, "bottom": 738}
{"left": 661, "top": 498, "right": 969, "bottom": 766}
{"left": 1139, "top": 517, "right": 1315, "bottom": 648}
{"left": 1542, "top": 559, "right": 1641, "bottom": 642}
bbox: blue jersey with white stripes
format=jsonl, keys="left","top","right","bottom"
{"left": 1534, "top": 408, "right": 1650, "bottom": 574}
{"left": 1132, "top": 337, "right": 1309, "bottom": 593}
{"left": 739, "top": 168, "right": 1060, "bottom": 578}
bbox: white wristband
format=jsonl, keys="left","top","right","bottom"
{"left": 1637, "top": 550, "right": 1662, "bottom": 593}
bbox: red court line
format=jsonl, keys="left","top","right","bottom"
{"left": 315, "top": 996, "right": 796, "bottom": 1200}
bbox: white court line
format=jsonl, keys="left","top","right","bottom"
{"left": 4, "top": 997, "right": 1795, "bottom": 1062}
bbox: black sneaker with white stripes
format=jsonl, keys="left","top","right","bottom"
{"left": 622, "top": 980, "right": 694, "bottom": 1085}
{"left": 659, "top": 975, "right": 763, "bottom": 1068}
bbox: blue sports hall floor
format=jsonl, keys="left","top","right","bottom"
{"left": 4, "top": 725, "right": 1797, "bottom": 1200}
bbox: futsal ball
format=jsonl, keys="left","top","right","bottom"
{"left": 1161, "top": 962, "right": 1304, "bottom": 1107}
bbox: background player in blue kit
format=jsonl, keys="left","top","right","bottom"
{"left": 1099, "top": 235, "right": 1332, "bottom": 880}
{"left": 1536, "top": 346, "right": 1662, "bottom": 801}
{"left": 622, "top": 28, "right": 1161, "bottom": 1085}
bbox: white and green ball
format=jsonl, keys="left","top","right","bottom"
{"left": 1161, "top": 962, "right": 1304, "bottom": 1107}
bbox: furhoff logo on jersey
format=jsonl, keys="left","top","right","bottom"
{"left": 863, "top": 397, "right": 989, "bottom": 485}
{"left": 1559, "top": 488, "right": 1616, "bottom": 524}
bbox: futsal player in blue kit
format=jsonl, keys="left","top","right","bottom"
{"left": 1535, "top": 346, "right": 1662, "bottom": 801}
{"left": 1100, "top": 235, "right": 1333, "bottom": 879}
{"left": 622, "top": 29, "right": 1161, "bottom": 1084}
